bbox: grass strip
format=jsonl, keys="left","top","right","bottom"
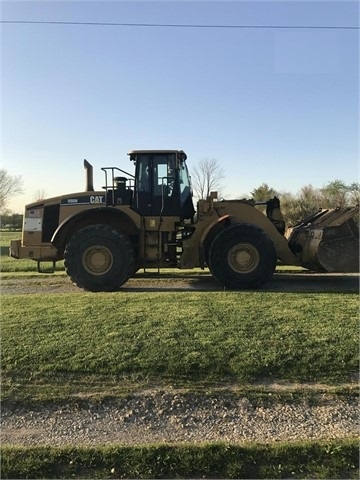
{"left": 1, "top": 439, "right": 358, "bottom": 479}
{"left": 2, "top": 291, "right": 358, "bottom": 403}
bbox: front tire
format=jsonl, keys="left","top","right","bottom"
{"left": 208, "top": 223, "right": 277, "bottom": 289}
{"left": 64, "top": 224, "right": 134, "bottom": 292}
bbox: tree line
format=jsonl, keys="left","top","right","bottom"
{"left": 191, "top": 159, "right": 359, "bottom": 226}
{"left": 250, "top": 180, "right": 359, "bottom": 226}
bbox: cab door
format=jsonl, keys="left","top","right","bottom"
{"left": 134, "top": 153, "right": 181, "bottom": 217}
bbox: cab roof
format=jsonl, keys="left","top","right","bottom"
{"left": 128, "top": 150, "right": 185, "bottom": 155}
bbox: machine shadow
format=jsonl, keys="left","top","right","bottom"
{"left": 122, "top": 272, "right": 359, "bottom": 294}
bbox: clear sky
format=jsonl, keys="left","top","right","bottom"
{"left": 2, "top": 0, "right": 359, "bottom": 213}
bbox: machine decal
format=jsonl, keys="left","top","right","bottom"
{"left": 61, "top": 195, "right": 105, "bottom": 205}
{"left": 90, "top": 195, "right": 105, "bottom": 204}
{"left": 28, "top": 209, "right": 41, "bottom": 218}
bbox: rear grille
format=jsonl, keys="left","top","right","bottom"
{"left": 42, "top": 204, "right": 60, "bottom": 242}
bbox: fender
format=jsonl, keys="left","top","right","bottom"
{"left": 198, "top": 215, "right": 231, "bottom": 267}
{"left": 199, "top": 214, "right": 231, "bottom": 247}
{"left": 213, "top": 202, "right": 300, "bottom": 265}
{"left": 180, "top": 215, "right": 231, "bottom": 269}
{"left": 51, "top": 206, "right": 140, "bottom": 252}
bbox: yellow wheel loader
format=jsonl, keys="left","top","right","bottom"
{"left": 10, "top": 150, "right": 359, "bottom": 291}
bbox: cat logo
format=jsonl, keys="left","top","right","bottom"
{"left": 90, "top": 195, "right": 104, "bottom": 204}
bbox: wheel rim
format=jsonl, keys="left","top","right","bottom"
{"left": 82, "top": 245, "right": 114, "bottom": 276}
{"left": 227, "top": 242, "right": 260, "bottom": 273}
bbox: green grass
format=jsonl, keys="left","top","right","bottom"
{"left": 2, "top": 290, "right": 358, "bottom": 402}
{"left": 1, "top": 439, "right": 358, "bottom": 479}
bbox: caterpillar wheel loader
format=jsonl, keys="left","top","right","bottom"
{"left": 10, "top": 150, "right": 359, "bottom": 292}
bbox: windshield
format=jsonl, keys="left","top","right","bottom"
{"left": 179, "top": 161, "right": 192, "bottom": 206}
{"left": 135, "top": 153, "right": 177, "bottom": 196}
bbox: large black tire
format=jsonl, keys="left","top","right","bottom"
{"left": 64, "top": 224, "right": 134, "bottom": 292}
{"left": 208, "top": 223, "right": 277, "bottom": 289}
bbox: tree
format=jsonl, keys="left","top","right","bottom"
{"left": 251, "top": 183, "right": 278, "bottom": 202}
{"left": 278, "top": 191, "right": 298, "bottom": 226}
{"left": 0, "top": 169, "right": 23, "bottom": 213}
{"left": 191, "top": 158, "right": 225, "bottom": 200}
{"left": 298, "top": 184, "right": 322, "bottom": 214}
{"left": 33, "top": 189, "right": 47, "bottom": 202}
{"left": 0, "top": 211, "right": 23, "bottom": 230}
{"left": 280, "top": 185, "right": 321, "bottom": 226}
{"left": 348, "top": 182, "right": 360, "bottom": 205}
{"left": 320, "top": 180, "right": 348, "bottom": 208}
{"left": 320, "top": 180, "right": 359, "bottom": 207}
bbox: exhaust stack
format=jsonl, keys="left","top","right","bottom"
{"left": 83, "top": 159, "right": 94, "bottom": 192}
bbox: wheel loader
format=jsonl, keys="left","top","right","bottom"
{"left": 9, "top": 150, "right": 359, "bottom": 291}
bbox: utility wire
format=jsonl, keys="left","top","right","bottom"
{"left": 1, "top": 20, "right": 359, "bottom": 30}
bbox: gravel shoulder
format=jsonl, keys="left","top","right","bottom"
{"left": 2, "top": 389, "right": 358, "bottom": 446}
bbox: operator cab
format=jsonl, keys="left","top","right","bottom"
{"left": 128, "top": 150, "right": 195, "bottom": 220}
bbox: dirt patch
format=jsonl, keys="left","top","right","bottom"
{"left": 1, "top": 272, "right": 359, "bottom": 294}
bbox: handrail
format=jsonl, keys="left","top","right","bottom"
{"left": 101, "top": 167, "right": 135, "bottom": 206}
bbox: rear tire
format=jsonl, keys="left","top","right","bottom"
{"left": 208, "top": 223, "right": 277, "bottom": 289}
{"left": 64, "top": 224, "right": 134, "bottom": 292}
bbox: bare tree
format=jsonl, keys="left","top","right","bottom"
{"left": 0, "top": 169, "right": 23, "bottom": 213}
{"left": 33, "top": 189, "right": 47, "bottom": 202}
{"left": 191, "top": 158, "right": 225, "bottom": 200}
